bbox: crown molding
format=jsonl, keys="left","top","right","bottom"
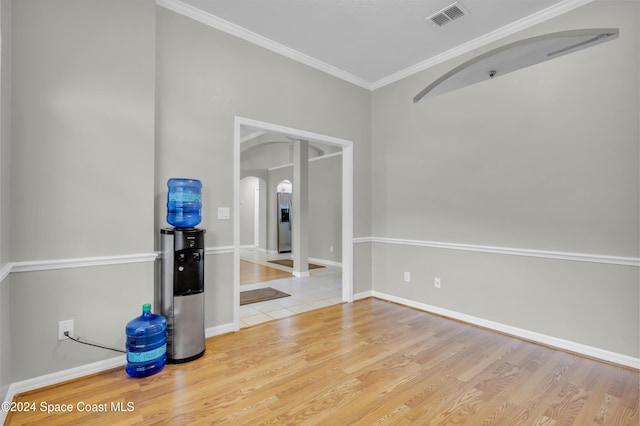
{"left": 157, "top": 0, "right": 594, "bottom": 92}
{"left": 371, "top": 0, "right": 596, "bottom": 89}
{"left": 156, "top": 0, "right": 372, "bottom": 90}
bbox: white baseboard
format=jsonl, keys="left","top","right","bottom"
{"left": 205, "top": 246, "right": 234, "bottom": 255}
{"left": 205, "top": 322, "right": 235, "bottom": 338}
{"left": 1, "top": 355, "right": 126, "bottom": 424}
{"left": 0, "top": 322, "right": 236, "bottom": 424}
{"left": 353, "top": 290, "right": 373, "bottom": 300}
{"left": 239, "top": 245, "right": 267, "bottom": 253}
{"left": 309, "top": 257, "right": 342, "bottom": 268}
{"left": 371, "top": 291, "right": 640, "bottom": 370}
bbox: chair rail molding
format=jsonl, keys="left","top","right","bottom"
{"left": 355, "top": 236, "right": 639, "bottom": 267}
{"left": 0, "top": 246, "right": 236, "bottom": 281}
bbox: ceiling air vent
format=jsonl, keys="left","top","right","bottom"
{"left": 427, "top": 2, "right": 469, "bottom": 27}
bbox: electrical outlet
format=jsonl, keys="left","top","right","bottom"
{"left": 434, "top": 277, "right": 441, "bottom": 289}
{"left": 58, "top": 320, "right": 74, "bottom": 340}
{"left": 404, "top": 271, "right": 411, "bottom": 283}
{"left": 330, "top": 245, "right": 334, "bottom": 253}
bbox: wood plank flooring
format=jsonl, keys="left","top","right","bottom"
{"left": 6, "top": 298, "right": 639, "bottom": 425}
{"left": 240, "top": 259, "right": 291, "bottom": 285}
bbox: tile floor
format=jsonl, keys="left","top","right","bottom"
{"left": 240, "top": 249, "right": 343, "bottom": 328}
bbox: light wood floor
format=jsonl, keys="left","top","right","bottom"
{"left": 7, "top": 299, "right": 639, "bottom": 425}
{"left": 240, "top": 259, "right": 291, "bottom": 285}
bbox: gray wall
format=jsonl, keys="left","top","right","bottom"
{"left": 370, "top": 0, "right": 639, "bottom": 357}
{"left": 309, "top": 155, "right": 342, "bottom": 263}
{"left": 0, "top": 0, "right": 372, "bottom": 389}
{"left": 11, "top": 0, "right": 156, "bottom": 261}
{"left": 0, "top": 275, "right": 8, "bottom": 399}
{"left": 6, "top": 0, "right": 156, "bottom": 384}
{"left": 155, "top": 7, "right": 371, "bottom": 327}
{"left": 240, "top": 176, "right": 258, "bottom": 247}
{"left": 239, "top": 175, "right": 266, "bottom": 251}
{"left": 0, "top": 0, "right": 11, "bottom": 398}
{"left": 0, "top": 0, "right": 9, "bottom": 266}
{"left": 154, "top": 8, "right": 372, "bottom": 244}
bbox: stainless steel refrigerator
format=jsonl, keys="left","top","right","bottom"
{"left": 277, "top": 192, "right": 292, "bottom": 253}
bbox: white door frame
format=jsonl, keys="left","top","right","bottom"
{"left": 233, "top": 116, "right": 354, "bottom": 331}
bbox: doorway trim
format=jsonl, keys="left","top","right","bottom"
{"left": 233, "top": 116, "right": 354, "bottom": 331}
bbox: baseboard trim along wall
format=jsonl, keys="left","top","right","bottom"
{"left": 354, "top": 236, "right": 640, "bottom": 267}
{"left": 0, "top": 356, "right": 126, "bottom": 425}
{"left": 309, "top": 257, "right": 342, "bottom": 268}
{"left": 0, "top": 322, "right": 236, "bottom": 422}
{"left": 205, "top": 246, "right": 234, "bottom": 256}
{"left": 205, "top": 323, "right": 235, "bottom": 339}
{"left": 354, "top": 289, "right": 638, "bottom": 369}
{"left": 370, "top": 290, "right": 639, "bottom": 370}
{"left": 262, "top": 252, "right": 343, "bottom": 268}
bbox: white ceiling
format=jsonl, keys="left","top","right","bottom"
{"left": 164, "top": 0, "right": 595, "bottom": 89}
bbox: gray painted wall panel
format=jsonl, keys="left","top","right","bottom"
{"left": 370, "top": 1, "right": 639, "bottom": 357}
{"left": 9, "top": 263, "right": 153, "bottom": 383}
{"left": 155, "top": 8, "right": 371, "bottom": 245}
{"left": 309, "top": 155, "right": 342, "bottom": 262}
{"left": 372, "top": 242, "right": 639, "bottom": 357}
{"left": 10, "top": 0, "right": 156, "bottom": 260}
{"left": 0, "top": 0, "right": 12, "bottom": 397}
{"left": 372, "top": 1, "right": 638, "bottom": 255}
{"left": 0, "top": 274, "right": 10, "bottom": 399}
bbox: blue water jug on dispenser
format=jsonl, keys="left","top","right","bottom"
{"left": 167, "top": 178, "right": 202, "bottom": 228}
{"left": 125, "top": 304, "right": 167, "bottom": 378}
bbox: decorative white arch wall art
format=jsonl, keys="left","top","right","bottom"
{"left": 413, "top": 28, "right": 619, "bottom": 103}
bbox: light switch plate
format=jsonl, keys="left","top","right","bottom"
{"left": 218, "top": 207, "right": 230, "bottom": 220}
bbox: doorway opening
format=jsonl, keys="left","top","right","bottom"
{"left": 233, "top": 117, "right": 354, "bottom": 331}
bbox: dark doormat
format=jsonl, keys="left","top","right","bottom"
{"left": 240, "top": 287, "right": 291, "bottom": 305}
{"left": 268, "top": 259, "right": 325, "bottom": 269}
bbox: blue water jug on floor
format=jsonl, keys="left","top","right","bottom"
{"left": 167, "top": 178, "right": 202, "bottom": 228}
{"left": 126, "top": 304, "right": 167, "bottom": 378}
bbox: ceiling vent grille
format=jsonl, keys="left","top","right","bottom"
{"left": 427, "top": 2, "right": 469, "bottom": 27}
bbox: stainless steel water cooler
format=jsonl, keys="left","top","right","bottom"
{"left": 160, "top": 227, "right": 206, "bottom": 363}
